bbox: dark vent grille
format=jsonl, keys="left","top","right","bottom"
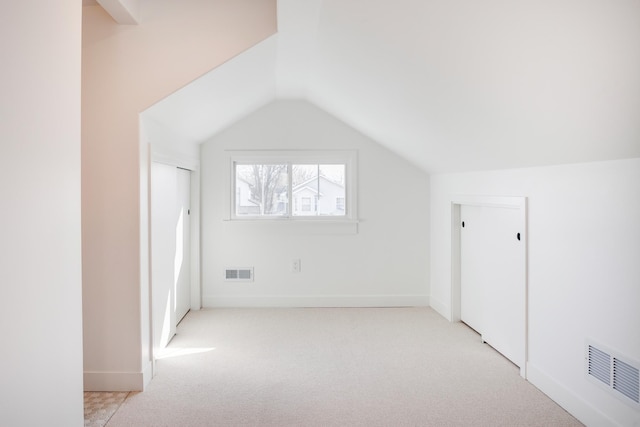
{"left": 586, "top": 341, "right": 640, "bottom": 409}
{"left": 588, "top": 345, "right": 611, "bottom": 385}
{"left": 613, "top": 358, "right": 640, "bottom": 404}
{"left": 224, "top": 268, "right": 253, "bottom": 282}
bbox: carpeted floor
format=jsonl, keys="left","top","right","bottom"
{"left": 105, "top": 307, "right": 583, "bottom": 427}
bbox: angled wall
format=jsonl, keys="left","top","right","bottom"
{"left": 430, "top": 158, "right": 640, "bottom": 426}
{"left": 82, "top": 0, "right": 276, "bottom": 391}
{"left": 0, "top": 1, "right": 83, "bottom": 425}
{"left": 201, "top": 100, "right": 430, "bottom": 307}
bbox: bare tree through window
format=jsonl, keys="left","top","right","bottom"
{"left": 236, "top": 164, "right": 288, "bottom": 215}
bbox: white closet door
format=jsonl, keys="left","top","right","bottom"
{"left": 460, "top": 205, "right": 487, "bottom": 334}
{"left": 174, "top": 168, "right": 191, "bottom": 323}
{"left": 460, "top": 204, "right": 525, "bottom": 370}
{"left": 151, "top": 162, "right": 177, "bottom": 350}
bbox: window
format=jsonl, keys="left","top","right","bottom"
{"left": 229, "top": 150, "right": 356, "bottom": 221}
{"left": 292, "top": 164, "right": 345, "bottom": 217}
{"left": 301, "top": 197, "right": 311, "bottom": 212}
{"left": 235, "top": 164, "right": 288, "bottom": 216}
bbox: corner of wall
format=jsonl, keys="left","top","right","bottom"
{"left": 84, "top": 369, "right": 150, "bottom": 392}
{"left": 428, "top": 298, "right": 451, "bottom": 321}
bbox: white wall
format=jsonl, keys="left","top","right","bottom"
{"left": 201, "top": 100, "right": 430, "bottom": 307}
{"left": 430, "top": 158, "right": 640, "bottom": 427}
{"left": 143, "top": 117, "right": 199, "bottom": 170}
{"left": 82, "top": 0, "right": 276, "bottom": 391}
{"left": 0, "top": 1, "right": 83, "bottom": 426}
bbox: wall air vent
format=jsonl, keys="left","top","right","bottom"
{"left": 224, "top": 267, "right": 253, "bottom": 282}
{"left": 586, "top": 340, "right": 640, "bottom": 409}
{"left": 613, "top": 358, "right": 640, "bottom": 404}
{"left": 588, "top": 345, "right": 611, "bottom": 385}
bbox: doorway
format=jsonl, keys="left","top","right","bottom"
{"left": 175, "top": 167, "right": 191, "bottom": 323}
{"left": 451, "top": 195, "right": 528, "bottom": 378}
{"left": 151, "top": 163, "right": 192, "bottom": 355}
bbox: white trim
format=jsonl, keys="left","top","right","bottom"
{"left": 527, "top": 363, "right": 618, "bottom": 427}
{"left": 223, "top": 218, "right": 358, "bottom": 235}
{"left": 202, "top": 295, "right": 429, "bottom": 308}
{"left": 151, "top": 151, "right": 199, "bottom": 172}
{"left": 450, "top": 194, "right": 526, "bottom": 210}
{"left": 84, "top": 369, "right": 149, "bottom": 392}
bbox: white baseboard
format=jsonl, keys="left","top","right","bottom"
{"left": 526, "top": 363, "right": 619, "bottom": 427}
{"left": 202, "top": 295, "right": 429, "bottom": 308}
{"left": 428, "top": 297, "right": 450, "bottom": 321}
{"left": 84, "top": 369, "right": 149, "bottom": 392}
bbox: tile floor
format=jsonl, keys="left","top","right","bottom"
{"left": 84, "top": 392, "right": 130, "bottom": 427}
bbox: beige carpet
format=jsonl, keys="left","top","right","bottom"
{"left": 106, "top": 307, "right": 582, "bottom": 427}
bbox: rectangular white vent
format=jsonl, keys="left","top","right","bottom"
{"left": 224, "top": 267, "right": 253, "bottom": 282}
{"left": 586, "top": 340, "right": 640, "bottom": 408}
{"left": 614, "top": 358, "right": 639, "bottom": 404}
{"left": 588, "top": 345, "right": 611, "bottom": 385}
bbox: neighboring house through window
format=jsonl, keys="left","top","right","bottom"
{"left": 292, "top": 170, "right": 345, "bottom": 217}
{"left": 229, "top": 150, "right": 357, "bottom": 221}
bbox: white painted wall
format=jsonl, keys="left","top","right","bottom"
{"left": 143, "top": 117, "right": 199, "bottom": 169}
{"left": 0, "top": 1, "right": 83, "bottom": 426}
{"left": 430, "top": 158, "right": 640, "bottom": 426}
{"left": 142, "top": 35, "right": 278, "bottom": 144}
{"left": 201, "top": 100, "right": 430, "bottom": 307}
{"left": 82, "top": 0, "right": 276, "bottom": 391}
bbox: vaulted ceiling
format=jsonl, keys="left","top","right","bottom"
{"left": 83, "top": 0, "right": 139, "bottom": 24}
{"left": 141, "top": 0, "right": 640, "bottom": 173}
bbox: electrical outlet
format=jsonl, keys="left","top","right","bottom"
{"left": 292, "top": 258, "right": 301, "bottom": 273}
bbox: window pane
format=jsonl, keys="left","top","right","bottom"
{"left": 235, "top": 164, "right": 288, "bottom": 216}
{"left": 292, "top": 164, "right": 345, "bottom": 216}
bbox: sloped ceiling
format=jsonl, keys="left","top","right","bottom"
{"left": 83, "top": 0, "right": 139, "bottom": 24}
{"left": 143, "top": 0, "right": 640, "bottom": 173}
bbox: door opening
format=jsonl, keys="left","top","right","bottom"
{"left": 451, "top": 195, "right": 528, "bottom": 378}
{"left": 175, "top": 167, "right": 191, "bottom": 324}
{"left": 151, "top": 163, "right": 192, "bottom": 359}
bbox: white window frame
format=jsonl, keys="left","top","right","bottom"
{"left": 227, "top": 150, "right": 358, "bottom": 222}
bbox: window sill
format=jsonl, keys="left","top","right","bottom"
{"left": 223, "top": 218, "right": 359, "bottom": 235}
